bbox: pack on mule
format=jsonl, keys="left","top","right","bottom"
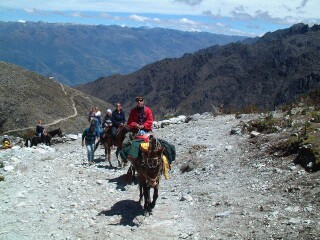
{"left": 25, "top": 128, "right": 62, "bottom": 147}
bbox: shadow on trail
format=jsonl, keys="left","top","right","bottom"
{"left": 97, "top": 163, "right": 118, "bottom": 170}
{"left": 98, "top": 200, "right": 144, "bottom": 226}
{"left": 108, "top": 174, "right": 138, "bottom": 191}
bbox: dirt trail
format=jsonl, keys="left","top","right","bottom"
{"left": 3, "top": 82, "right": 78, "bottom": 135}
{"left": 0, "top": 114, "right": 319, "bottom": 239}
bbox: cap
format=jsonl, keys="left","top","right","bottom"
{"left": 107, "top": 109, "right": 112, "bottom": 114}
{"left": 3, "top": 135, "right": 8, "bottom": 139}
{"left": 135, "top": 96, "right": 144, "bottom": 102}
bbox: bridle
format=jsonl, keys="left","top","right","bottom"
{"left": 140, "top": 137, "right": 163, "bottom": 186}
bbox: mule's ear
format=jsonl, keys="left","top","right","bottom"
{"left": 140, "top": 143, "right": 149, "bottom": 154}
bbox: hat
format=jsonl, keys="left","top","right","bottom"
{"left": 95, "top": 111, "right": 101, "bottom": 117}
{"left": 135, "top": 96, "right": 144, "bottom": 102}
{"left": 107, "top": 109, "right": 112, "bottom": 114}
{"left": 3, "top": 135, "right": 8, "bottom": 139}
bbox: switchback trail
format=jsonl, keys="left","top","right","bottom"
{"left": 3, "top": 82, "right": 78, "bottom": 134}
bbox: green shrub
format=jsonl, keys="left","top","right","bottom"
{"left": 311, "top": 111, "right": 320, "bottom": 123}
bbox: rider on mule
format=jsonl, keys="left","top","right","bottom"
{"left": 127, "top": 96, "right": 153, "bottom": 135}
{"left": 102, "top": 109, "right": 113, "bottom": 128}
{"left": 36, "top": 120, "right": 46, "bottom": 141}
{"left": 111, "top": 103, "right": 126, "bottom": 142}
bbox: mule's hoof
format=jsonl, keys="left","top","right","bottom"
{"left": 144, "top": 209, "right": 152, "bottom": 216}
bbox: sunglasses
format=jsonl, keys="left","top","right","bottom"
{"left": 136, "top": 99, "right": 144, "bottom": 102}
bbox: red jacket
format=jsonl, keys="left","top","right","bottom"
{"left": 127, "top": 106, "right": 154, "bottom": 131}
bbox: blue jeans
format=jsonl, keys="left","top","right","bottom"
{"left": 86, "top": 143, "right": 95, "bottom": 162}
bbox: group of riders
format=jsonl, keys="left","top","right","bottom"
{"left": 82, "top": 96, "right": 154, "bottom": 165}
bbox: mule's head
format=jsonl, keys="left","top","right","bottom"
{"left": 141, "top": 144, "right": 165, "bottom": 187}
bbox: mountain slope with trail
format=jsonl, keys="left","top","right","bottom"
{"left": 0, "top": 61, "right": 111, "bottom": 135}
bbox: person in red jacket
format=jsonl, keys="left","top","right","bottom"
{"left": 127, "top": 96, "right": 154, "bottom": 133}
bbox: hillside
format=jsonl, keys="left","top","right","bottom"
{"left": 0, "top": 21, "right": 245, "bottom": 85}
{"left": 0, "top": 61, "right": 111, "bottom": 135}
{"left": 76, "top": 23, "right": 320, "bottom": 117}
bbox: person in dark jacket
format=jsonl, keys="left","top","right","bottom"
{"left": 111, "top": 103, "right": 126, "bottom": 141}
{"left": 82, "top": 124, "right": 100, "bottom": 165}
{"left": 36, "top": 120, "right": 45, "bottom": 141}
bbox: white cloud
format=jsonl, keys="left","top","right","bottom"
{"left": 128, "top": 14, "right": 149, "bottom": 22}
{"left": 24, "top": 8, "right": 36, "bottom": 13}
{"left": 180, "top": 18, "right": 196, "bottom": 25}
{"left": 174, "top": 0, "right": 204, "bottom": 6}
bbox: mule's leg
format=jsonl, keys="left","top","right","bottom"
{"left": 107, "top": 146, "right": 112, "bottom": 167}
{"left": 104, "top": 144, "right": 112, "bottom": 167}
{"left": 116, "top": 148, "right": 123, "bottom": 168}
{"left": 94, "top": 141, "right": 99, "bottom": 152}
{"left": 143, "top": 185, "right": 152, "bottom": 213}
{"left": 150, "top": 184, "right": 159, "bottom": 209}
{"left": 126, "top": 165, "right": 136, "bottom": 183}
{"left": 139, "top": 183, "right": 143, "bottom": 204}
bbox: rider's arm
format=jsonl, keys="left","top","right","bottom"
{"left": 127, "top": 109, "right": 138, "bottom": 129}
{"left": 142, "top": 107, "right": 154, "bottom": 131}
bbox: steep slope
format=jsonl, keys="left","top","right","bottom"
{"left": 0, "top": 61, "right": 111, "bottom": 134}
{"left": 0, "top": 21, "right": 246, "bottom": 85}
{"left": 76, "top": 23, "right": 320, "bottom": 117}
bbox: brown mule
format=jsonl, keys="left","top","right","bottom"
{"left": 102, "top": 125, "right": 126, "bottom": 167}
{"left": 129, "top": 135, "right": 164, "bottom": 214}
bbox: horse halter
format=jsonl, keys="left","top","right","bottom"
{"left": 140, "top": 138, "right": 163, "bottom": 187}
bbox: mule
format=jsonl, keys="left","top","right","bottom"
{"left": 25, "top": 128, "right": 62, "bottom": 147}
{"left": 129, "top": 135, "right": 164, "bottom": 214}
{"left": 101, "top": 125, "right": 126, "bottom": 167}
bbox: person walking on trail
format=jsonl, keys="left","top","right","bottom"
{"left": 111, "top": 103, "right": 126, "bottom": 141}
{"left": 82, "top": 124, "right": 100, "bottom": 165}
{"left": 127, "top": 96, "right": 154, "bottom": 134}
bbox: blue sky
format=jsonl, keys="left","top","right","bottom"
{"left": 0, "top": 0, "right": 319, "bottom": 37}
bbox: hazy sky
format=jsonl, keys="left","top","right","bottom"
{"left": 1, "top": 0, "right": 319, "bottom": 36}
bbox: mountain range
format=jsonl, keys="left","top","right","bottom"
{"left": 76, "top": 23, "right": 320, "bottom": 117}
{"left": 0, "top": 21, "right": 245, "bottom": 86}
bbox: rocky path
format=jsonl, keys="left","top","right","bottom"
{"left": 1, "top": 114, "right": 319, "bottom": 239}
